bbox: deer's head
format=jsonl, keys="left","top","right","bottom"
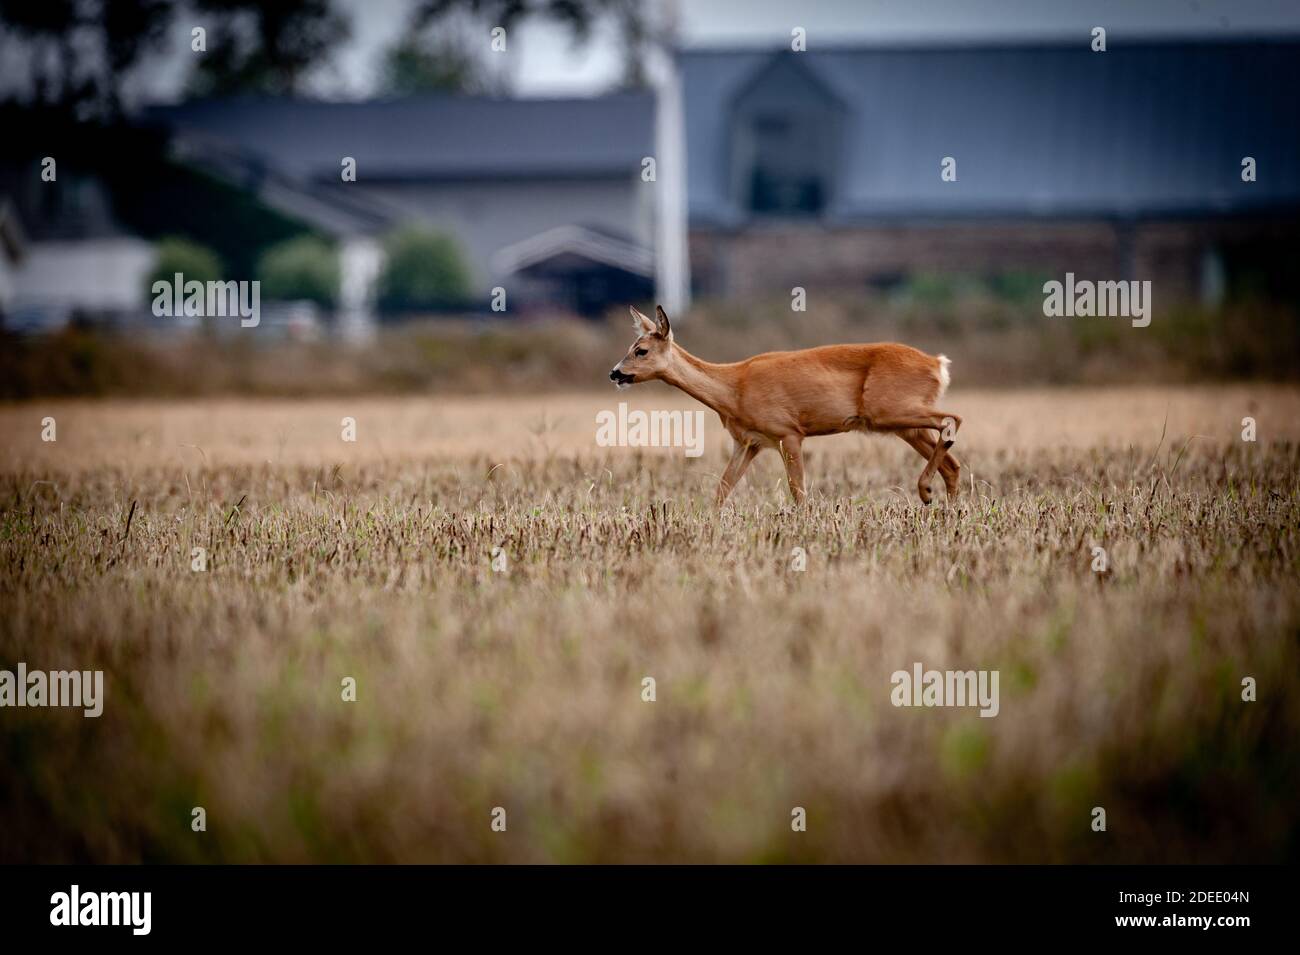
{"left": 609, "top": 306, "right": 673, "bottom": 389}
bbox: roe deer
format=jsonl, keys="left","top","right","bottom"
{"left": 609, "top": 305, "right": 962, "bottom": 506}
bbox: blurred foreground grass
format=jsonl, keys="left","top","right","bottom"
{"left": 1, "top": 390, "right": 1297, "bottom": 862}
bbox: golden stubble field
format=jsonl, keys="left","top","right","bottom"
{"left": 1, "top": 384, "right": 1298, "bottom": 863}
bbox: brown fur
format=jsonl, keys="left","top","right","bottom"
{"left": 612, "top": 306, "right": 963, "bottom": 505}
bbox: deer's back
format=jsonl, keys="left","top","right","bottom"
{"left": 731, "top": 343, "right": 942, "bottom": 436}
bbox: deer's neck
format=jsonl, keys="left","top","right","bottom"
{"left": 661, "top": 345, "right": 740, "bottom": 421}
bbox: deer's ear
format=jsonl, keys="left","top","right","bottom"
{"left": 630, "top": 306, "right": 656, "bottom": 335}
{"left": 654, "top": 305, "right": 673, "bottom": 341}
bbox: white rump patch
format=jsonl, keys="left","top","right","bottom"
{"left": 936, "top": 354, "right": 951, "bottom": 398}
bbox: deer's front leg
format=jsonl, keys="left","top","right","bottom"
{"left": 779, "top": 435, "right": 806, "bottom": 504}
{"left": 716, "top": 440, "right": 759, "bottom": 507}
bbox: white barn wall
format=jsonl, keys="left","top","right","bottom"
{"left": 12, "top": 238, "right": 156, "bottom": 310}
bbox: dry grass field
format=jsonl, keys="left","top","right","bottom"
{"left": 2, "top": 384, "right": 1299, "bottom": 863}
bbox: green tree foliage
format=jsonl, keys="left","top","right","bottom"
{"left": 187, "top": 0, "right": 350, "bottom": 97}
{"left": 0, "top": 0, "right": 177, "bottom": 116}
{"left": 257, "top": 236, "right": 340, "bottom": 307}
{"left": 376, "top": 228, "right": 472, "bottom": 312}
{"left": 379, "top": 31, "right": 505, "bottom": 95}
{"left": 147, "top": 237, "right": 223, "bottom": 294}
{"left": 413, "top": 0, "right": 654, "bottom": 89}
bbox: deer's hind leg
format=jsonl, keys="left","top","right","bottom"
{"left": 868, "top": 408, "right": 962, "bottom": 504}
{"left": 897, "top": 429, "right": 963, "bottom": 500}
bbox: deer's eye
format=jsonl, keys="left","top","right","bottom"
{"left": 634, "top": 348, "right": 648, "bottom": 357}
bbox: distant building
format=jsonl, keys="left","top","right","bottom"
{"left": 681, "top": 40, "right": 1300, "bottom": 304}
{"left": 6, "top": 38, "right": 1296, "bottom": 334}
{"left": 0, "top": 161, "right": 154, "bottom": 331}
{"left": 144, "top": 93, "right": 657, "bottom": 317}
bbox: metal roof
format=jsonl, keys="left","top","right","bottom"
{"left": 143, "top": 92, "right": 655, "bottom": 182}
{"left": 681, "top": 40, "right": 1300, "bottom": 223}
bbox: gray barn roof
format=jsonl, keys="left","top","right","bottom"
{"left": 681, "top": 39, "right": 1300, "bottom": 224}
{"left": 144, "top": 92, "right": 654, "bottom": 182}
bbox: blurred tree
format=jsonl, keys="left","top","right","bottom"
{"left": 0, "top": 0, "right": 176, "bottom": 116}
{"left": 148, "top": 236, "right": 223, "bottom": 291}
{"left": 101, "top": 0, "right": 176, "bottom": 111}
{"left": 186, "top": 0, "right": 350, "bottom": 97}
{"left": 0, "top": 0, "right": 85, "bottom": 109}
{"left": 413, "top": 0, "right": 654, "bottom": 89}
{"left": 257, "top": 236, "right": 339, "bottom": 307}
{"left": 378, "top": 29, "right": 506, "bottom": 96}
{"left": 376, "top": 227, "right": 472, "bottom": 313}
